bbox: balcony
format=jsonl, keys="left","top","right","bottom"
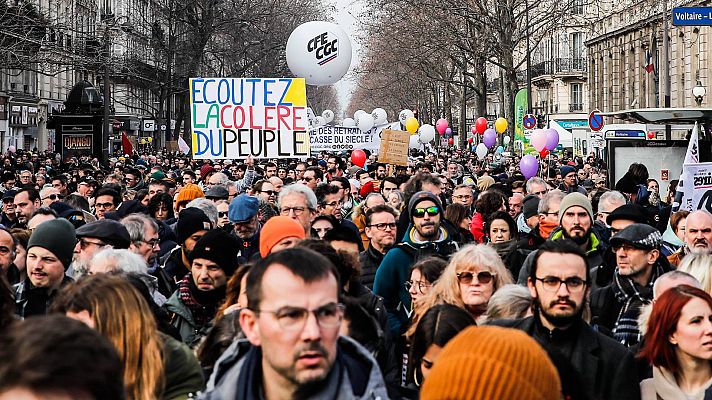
{"left": 531, "top": 57, "right": 587, "bottom": 80}
{"left": 569, "top": 103, "right": 584, "bottom": 112}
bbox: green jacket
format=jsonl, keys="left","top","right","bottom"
{"left": 160, "top": 332, "right": 205, "bottom": 399}
{"left": 164, "top": 292, "right": 210, "bottom": 348}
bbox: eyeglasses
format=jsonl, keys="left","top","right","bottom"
{"left": 252, "top": 302, "right": 344, "bottom": 331}
{"left": 456, "top": 271, "right": 495, "bottom": 285}
{"left": 452, "top": 195, "right": 472, "bottom": 200}
{"left": 412, "top": 206, "right": 440, "bottom": 218}
{"left": 218, "top": 211, "right": 228, "bottom": 218}
{"left": 79, "top": 238, "right": 106, "bottom": 250}
{"left": 260, "top": 190, "right": 276, "bottom": 196}
{"left": 280, "top": 206, "right": 310, "bottom": 216}
{"left": 611, "top": 243, "right": 641, "bottom": 253}
{"left": 535, "top": 276, "right": 587, "bottom": 293}
{"left": 95, "top": 202, "right": 114, "bottom": 209}
{"left": 142, "top": 238, "right": 160, "bottom": 248}
{"left": 368, "top": 222, "right": 396, "bottom": 231}
{"left": 42, "top": 194, "right": 63, "bottom": 201}
{"left": 323, "top": 200, "right": 342, "bottom": 208}
{"left": 404, "top": 280, "right": 431, "bottom": 294}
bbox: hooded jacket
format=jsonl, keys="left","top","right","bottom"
{"left": 199, "top": 336, "right": 388, "bottom": 400}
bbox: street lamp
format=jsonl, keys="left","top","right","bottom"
{"left": 693, "top": 79, "right": 706, "bottom": 106}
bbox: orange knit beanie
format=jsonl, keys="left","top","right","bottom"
{"left": 176, "top": 184, "right": 205, "bottom": 204}
{"left": 259, "top": 216, "right": 306, "bottom": 257}
{"left": 421, "top": 326, "right": 561, "bottom": 400}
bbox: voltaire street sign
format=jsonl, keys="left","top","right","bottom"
{"left": 673, "top": 7, "right": 712, "bottom": 26}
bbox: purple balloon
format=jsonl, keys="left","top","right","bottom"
{"left": 483, "top": 128, "right": 497, "bottom": 148}
{"left": 545, "top": 129, "right": 559, "bottom": 151}
{"left": 519, "top": 155, "right": 539, "bottom": 179}
{"left": 445, "top": 127, "right": 452, "bottom": 135}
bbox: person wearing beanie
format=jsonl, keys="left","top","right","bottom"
{"left": 518, "top": 194, "right": 540, "bottom": 234}
{"left": 158, "top": 207, "right": 213, "bottom": 297}
{"left": 164, "top": 229, "right": 238, "bottom": 346}
{"left": 175, "top": 184, "right": 205, "bottom": 213}
{"left": 421, "top": 326, "right": 561, "bottom": 400}
{"left": 373, "top": 190, "right": 458, "bottom": 337}
{"left": 259, "top": 215, "right": 306, "bottom": 257}
{"left": 15, "top": 219, "right": 76, "bottom": 318}
{"left": 492, "top": 240, "right": 641, "bottom": 400}
{"left": 558, "top": 165, "right": 587, "bottom": 195}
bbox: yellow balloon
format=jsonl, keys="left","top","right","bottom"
{"left": 405, "top": 117, "right": 419, "bottom": 134}
{"left": 140, "top": 139, "right": 146, "bottom": 145}
{"left": 147, "top": 137, "right": 153, "bottom": 143}
{"left": 495, "top": 117, "right": 508, "bottom": 134}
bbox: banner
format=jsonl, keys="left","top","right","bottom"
{"left": 189, "top": 78, "right": 310, "bottom": 159}
{"left": 673, "top": 122, "right": 700, "bottom": 211}
{"left": 378, "top": 129, "right": 410, "bottom": 166}
{"left": 514, "top": 89, "right": 528, "bottom": 145}
{"left": 309, "top": 123, "right": 391, "bottom": 153}
{"left": 684, "top": 162, "right": 712, "bottom": 213}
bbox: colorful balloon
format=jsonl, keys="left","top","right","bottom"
{"left": 531, "top": 129, "right": 547, "bottom": 152}
{"left": 647, "top": 131, "right": 655, "bottom": 139}
{"left": 496, "top": 145, "right": 504, "bottom": 153}
{"left": 467, "top": 137, "right": 474, "bottom": 144}
{"left": 475, "top": 117, "right": 488, "bottom": 135}
{"left": 495, "top": 117, "right": 508, "bottom": 134}
{"left": 436, "top": 118, "right": 449, "bottom": 134}
{"left": 351, "top": 149, "right": 366, "bottom": 167}
{"left": 545, "top": 129, "right": 559, "bottom": 151}
{"left": 448, "top": 138, "right": 454, "bottom": 146}
{"left": 483, "top": 129, "right": 497, "bottom": 148}
{"left": 405, "top": 117, "right": 419, "bottom": 134}
{"left": 539, "top": 149, "right": 549, "bottom": 158}
{"left": 519, "top": 155, "right": 539, "bottom": 179}
{"left": 471, "top": 126, "right": 477, "bottom": 135}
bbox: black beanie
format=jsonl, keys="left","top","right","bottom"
{"left": 189, "top": 229, "right": 239, "bottom": 276}
{"left": 176, "top": 207, "right": 212, "bottom": 244}
{"left": 27, "top": 218, "right": 76, "bottom": 270}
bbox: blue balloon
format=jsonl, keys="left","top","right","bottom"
{"left": 496, "top": 145, "right": 504, "bottom": 153}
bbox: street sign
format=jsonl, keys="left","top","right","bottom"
{"left": 588, "top": 110, "right": 604, "bottom": 132}
{"left": 523, "top": 114, "right": 536, "bottom": 130}
{"left": 673, "top": 7, "right": 712, "bottom": 26}
{"left": 142, "top": 119, "right": 155, "bottom": 132}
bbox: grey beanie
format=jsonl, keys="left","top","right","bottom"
{"left": 558, "top": 192, "right": 593, "bottom": 224}
{"left": 28, "top": 218, "right": 77, "bottom": 270}
{"left": 408, "top": 191, "right": 444, "bottom": 222}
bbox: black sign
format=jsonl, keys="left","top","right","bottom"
{"left": 62, "top": 134, "right": 93, "bottom": 161}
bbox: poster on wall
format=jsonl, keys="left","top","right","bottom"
{"left": 62, "top": 134, "right": 93, "bottom": 161}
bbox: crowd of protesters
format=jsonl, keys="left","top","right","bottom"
{"left": 0, "top": 146, "right": 711, "bottom": 400}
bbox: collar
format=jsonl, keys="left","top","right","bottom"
{"left": 408, "top": 225, "right": 448, "bottom": 244}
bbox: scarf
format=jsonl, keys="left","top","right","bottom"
{"left": 612, "top": 263, "right": 664, "bottom": 347}
{"left": 178, "top": 274, "right": 226, "bottom": 327}
{"left": 539, "top": 219, "right": 558, "bottom": 239}
{"left": 490, "top": 239, "right": 518, "bottom": 262}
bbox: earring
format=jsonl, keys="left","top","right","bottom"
{"left": 413, "top": 370, "right": 421, "bottom": 387}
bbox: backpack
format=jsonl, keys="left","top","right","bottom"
{"left": 396, "top": 240, "right": 460, "bottom": 263}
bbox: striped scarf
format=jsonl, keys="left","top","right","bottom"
{"left": 611, "top": 263, "right": 663, "bottom": 347}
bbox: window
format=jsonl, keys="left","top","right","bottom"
{"left": 572, "top": 0, "right": 584, "bottom": 14}
{"left": 570, "top": 83, "right": 583, "bottom": 112}
{"left": 571, "top": 32, "right": 584, "bottom": 69}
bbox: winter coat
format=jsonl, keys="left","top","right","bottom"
{"left": 640, "top": 366, "right": 712, "bottom": 400}
{"left": 164, "top": 290, "right": 210, "bottom": 347}
{"left": 360, "top": 244, "right": 386, "bottom": 290}
{"left": 199, "top": 336, "right": 389, "bottom": 400}
{"left": 14, "top": 275, "right": 73, "bottom": 318}
{"left": 161, "top": 332, "right": 206, "bottom": 400}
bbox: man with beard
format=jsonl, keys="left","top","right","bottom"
{"left": 229, "top": 194, "right": 261, "bottom": 263}
{"left": 590, "top": 224, "right": 672, "bottom": 347}
{"left": 491, "top": 240, "right": 639, "bottom": 400}
{"left": 165, "top": 229, "right": 238, "bottom": 347}
{"left": 200, "top": 248, "right": 388, "bottom": 400}
{"left": 359, "top": 204, "right": 397, "bottom": 290}
{"left": 70, "top": 219, "right": 131, "bottom": 277}
{"left": 374, "top": 191, "right": 458, "bottom": 336}
{"left": 668, "top": 209, "right": 712, "bottom": 267}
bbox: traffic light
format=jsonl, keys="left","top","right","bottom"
{"left": 536, "top": 114, "right": 546, "bottom": 129}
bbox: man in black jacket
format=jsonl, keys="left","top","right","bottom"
{"left": 359, "top": 204, "right": 397, "bottom": 290}
{"left": 491, "top": 240, "right": 640, "bottom": 400}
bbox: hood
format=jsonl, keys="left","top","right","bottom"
{"left": 550, "top": 228, "right": 601, "bottom": 254}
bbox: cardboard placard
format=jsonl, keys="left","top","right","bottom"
{"left": 378, "top": 129, "right": 410, "bottom": 166}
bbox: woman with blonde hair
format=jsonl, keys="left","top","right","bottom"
{"left": 677, "top": 253, "right": 712, "bottom": 294}
{"left": 408, "top": 244, "right": 513, "bottom": 336}
{"left": 53, "top": 274, "right": 204, "bottom": 400}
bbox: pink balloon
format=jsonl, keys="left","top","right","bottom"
{"left": 471, "top": 126, "right": 477, "bottom": 135}
{"left": 545, "top": 128, "right": 559, "bottom": 151}
{"left": 519, "top": 155, "right": 539, "bottom": 179}
{"left": 436, "top": 118, "right": 449, "bottom": 135}
{"left": 531, "top": 129, "right": 547, "bottom": 152}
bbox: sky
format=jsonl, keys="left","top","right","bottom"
{"left": 331, "top": 0, "right": 364, "bottom": 116}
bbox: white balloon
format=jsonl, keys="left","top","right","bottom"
{"left": 286, "top": 21, "right": 353, "bottom": 86}
{"left": 322, "top": 109, "right": 334, "bottom": 123}
{"left": 358, "top": 114, "right": 374, "bottom": 132}
{"left": 354, "top": 109, "right": 367, "bottom": 120}
{"left": 343, "top": 117, "right": 355, "bottom": 127}
{"left": 371, "top": 108, "right": 388, "bottom": 125}
{"left": 475, "top": 143, "right": 488, "bottom": 160}
{"left": 314, "top": 116, "right": 326, "bottom": 126}
{"left": 503, "top": 136, "right": 511, "bottom": 145}
{"left": 418, "top": 124, "right": 436, "bottom": 143}
{"left": 399, "top": 109, "right": 414, "bottom": 124}
{"left": 409, "top": 134, "right": 421, "bottom": 149}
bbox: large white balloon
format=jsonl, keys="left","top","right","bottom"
{"left": 286, "top": 21, "right": 352, "bottom": 86}
{"left": 418, "top": 124, "right": 436, "bottom": 143}
{"left": 371, "top": 108, "right": 388, "bottom": 125}
{"left": 343, "top": 117, "right": 355, "bottom": 127}
{"left": 358, "top": 114, "right": 374, "bottom": 132}
{"left": 322, "top": 109, "right": 334, "bottom": 123}
{"left": 314, "top": 116, "right": 326, "bottom": 126}
{"left": 409, "top": 134, "right": 421, "bottom": 149}
{"left": 475, "top": 143, "right": 488, "bottom": 160}
{"left": 399, "top": 109, "right": 414, "bottom": 124}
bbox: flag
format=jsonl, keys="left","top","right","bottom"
{"left": 673, "top": 122, "right": 700, "bottom": 211}
{"left": 645, "top": 50, "right": 654, "bottom": 73}
{"left": 177, "top": 135, "right": 190, "bottom": 154}
{"left": 121, "top": 132, "right": 133, "bottom": 155}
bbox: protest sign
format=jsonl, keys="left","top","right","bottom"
{"left": 378, "top": 129, "right": 410, "bottom": 166}
{"left": 684, "top": 162, "right": 712, "bottom": 213}
{"left": 309, "top": 123, "right": 390, "bottom": 153}
{"left": 189, "top": 78, "right": 310, "bottom": 159}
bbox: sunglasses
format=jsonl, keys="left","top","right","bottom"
{"left": 456, "top": 271, "right": 496, "bottom": 285}
{"left": 42, "top": 194, "right": 63, "bottom": 201}
{"left": 218, "top": 211, "right": 228, "bottom": 218}
{"left": 412, "top": 206, "right": 440, "bottom": 218}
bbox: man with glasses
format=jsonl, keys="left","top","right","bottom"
{"left": 1, "top": 172, "right": 16, "bottom": 193}
{"left": 123, "top": 214, "right": 161, "bottom": 268}
{"left": 39, "top": 186, "right": 62, "bottom": 207}
{"left": 278, "top": 184, "right": 318, "bottom": 237}
{"left": 1, "top": 190, "right": 17, "bottom": 227}
{"left": 70, "top": 219, "right": 131, "bottom": 278}
{"left": 491, "top": 239, "right": 639, "bottom": 400}
{"left": 93, "top": 188, "right": 120, "bottom": 220}
{"left": 315, "top": 183, "right": 360, "bottom": 238}
{"left": 525, "top": 177, "right": 549, "bottom": 199}
{"left": 594, "top": 191, "right": 627, "bottom": 235}
{"left": 374, "top": 191, "right": 457, "bottom": 336}
{"left": 229, "top": 194, "right": 262, "bottom": 263}
{"left": 451, "top": 184, "right": 474, "bottom": 210}
{"left": 517, "top": 190, "right": 564, "bottom": 253}
{"left": 360, "top": 204, "right": 397, "bottom": 290}
{"left": 201, "top": 248, "right": 388, "bottom": 400}
{"left": 294, "top": 162, "right": 307, "bottom": 181}
{"left": 165, "top": 229, "right": 239, "bottom": 347}
{"left": 301, "top": 166, "right": 323, "bottom": 191}
{"left": 18, "top": 170, "right": 32, "bottom": 187}
{"left": 590, "top": 224, "right": 671, "bottom": 349}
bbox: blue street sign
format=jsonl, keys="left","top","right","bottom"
{"left": 673, "top": 7, "right": 712, "bottom": 25}
{"left": 523, "top": 114, "right": 536, "bottom": 130}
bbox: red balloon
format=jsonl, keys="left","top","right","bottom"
{"left": 475, "top": 117, "right": 488, "bottom": 135}
{"left": 647, "top": 131, "right": 655, "bottom": 139}
{"left": 539, "top": 149, "right": 549, "bottom": 158}
{"left": 467, "top": 137, "right": 474, "bottom": 144}
{"left": 351, "top": 149, "right": 366, "bottom": 168}
{"left": 448, "top": 138, "right": 454, "bottom": 146}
